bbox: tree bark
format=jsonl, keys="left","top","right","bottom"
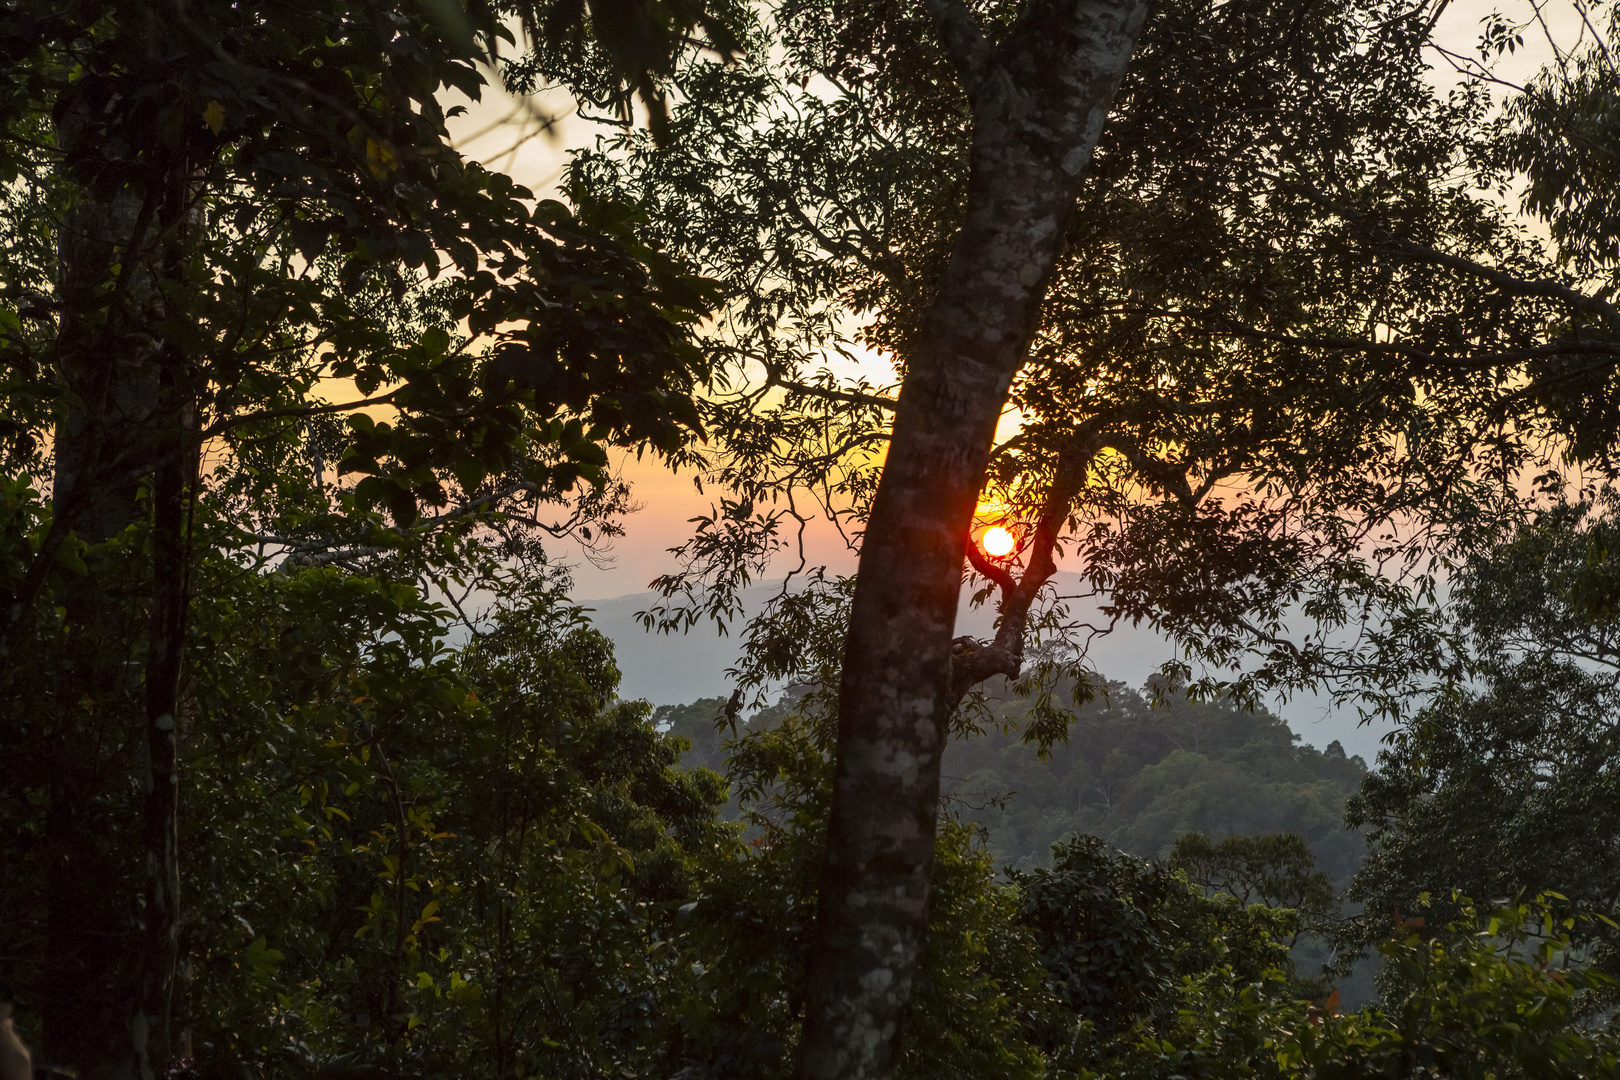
{"left": 43, "top": 101, "right": 180, "bottom": 1078}
{"left": 43, "top": 199, "right": 154, "bottom": 1080}
{"left": 134, "top": 392, "right": 194, "bottom": 1079}
{"left": 792, "top": 2, "right": 1147, "bottom": 1078}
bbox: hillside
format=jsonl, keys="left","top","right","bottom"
{"left": 655, "top": 678, "right": 1368, "bottom": 887}
{"left": 942, "top": 681, "right": 1368, "bottom": 885}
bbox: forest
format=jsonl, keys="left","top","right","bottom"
{"left": 0, "top": 0, "right": 1618, "bottom": 1078}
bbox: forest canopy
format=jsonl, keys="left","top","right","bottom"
{"left": 1, "top": 0, "right": 1618, "bottom": 1078}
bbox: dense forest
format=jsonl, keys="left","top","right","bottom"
{"left": 2, "top": 0, "right": 1619, "bottom": 1078}
{"left": 661, "top": 680, "right": 1379, "bottom": 1003}
{"left": 661, "top": 682, "right": 1368, "bottom": 880}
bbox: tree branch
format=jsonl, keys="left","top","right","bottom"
{"left": 1098, "top": 435, "right": 1197, "bottom": 506}
{"left": 1122, "top": 304, "right": 1620, "bottom": 372}
{"left": 202, "top": 389, "right": 402, "bottom": 437}
{"left": 964, "top": 538, "right": 1017, "bottom": 593}
{"left": 952, "top": 441, "right": 1095, "bottom": 704}
{"left": 770, "top": 373, "right": 898, "bottom": 411}
{"left": 921, "top": 0, "right": 994, "bottom": 100}
{"left": 1282, "top": 175, "right": 1620, "bottom": 337}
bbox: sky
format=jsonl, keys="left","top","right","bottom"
{"left": 432, "top": 1, "right": 1595, "bottom": 757}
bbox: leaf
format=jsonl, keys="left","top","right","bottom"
{"left": 52, "top": 536, "right": 88, "bottom": 576}
{"left": 203, "top": 100, "right": 225, "bottom": 134}
{"left": 384, "top": 481, "right": 419, "bottom": 527}
{"left": 418, "top": 0, "right": 476, "bottom": 54}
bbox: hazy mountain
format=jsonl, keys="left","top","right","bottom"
{"left": 583, "top": 574, "right": 1395, "bottom": 760}
{"left": 584, "top": 573, "right": 1178, "bottom": 703}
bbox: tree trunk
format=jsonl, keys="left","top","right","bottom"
{"left": 134, "top": 390, "right": 194, "bottom": 1078}
{"left": 43, "top": 101, "right": 177, "bottom": 1078}
{"left": 50, "top": 139, "right": 163, "bottom": 548}
{"left": 792, "top": 2, "right": 1147, "bottom": 1078}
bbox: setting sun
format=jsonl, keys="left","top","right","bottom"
{"left": 980, "top": 526, "right": 1016, "bottom": 558}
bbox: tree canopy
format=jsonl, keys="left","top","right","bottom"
{"left": 569, "top": 2, "right": 1620, "bottom": 1068}
{"left": 584, "top": 0, "right": 1615, "bottom": 712}
{"left": 0, "top": 0, "right": 737, "bottom": 1072}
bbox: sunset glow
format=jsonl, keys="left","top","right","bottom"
{"left": 980, "top": 526, "right": 1016, "bottom": 558}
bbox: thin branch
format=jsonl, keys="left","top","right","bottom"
{"left": 281, "top": 545, "right": 389, "bottom": 570}
{"left": 770, "top": 374, "right": 898, "bottom": 410}
{"left": 1123, "top": 304, "right": 1620, "bottom": 371}
{"left": 965, "top": 540, "right": 1018, "bottom": 593}
{"left": 951, "top": 442, "right": 1096, "bottom": 705}
{"left": 202, "top": 389, "right": 402, "bottom": 437}
{"left": 1281, "top": 175, "right": 1620, "bottom": 337}
{"left": 1098, "top": 435, "right": 1197, "bottom": 506}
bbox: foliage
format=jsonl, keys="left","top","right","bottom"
{"left": 577, "top": 4, "right": 1620, "bottom": 1067}
{"left": 657, "top": 698, "right": 1054, "bottom": 1080}
{"left": 0, "top": 0, "right": 725, "bottom": 552}
{"left": 1280, "top": 899, "right": 1620, "bottom": 1080}
{"left": 1170, "top": 833, "right": 1336, "bottom": 920}
{"left": 10, "top": 470, "right": 1616, "bottom": 1077}
{"left": 937, "top": 679, "right": 1367, "bottom": 883}
{"left": 0, "top": 477, "right": 159, "bottom": 1010}
{"left": 1504, "top": 5, "right": 1619, "bottom": 287}
{"left": 0, "top": 486, "right": 730, "bottom": 1075}
{"left": 0, "top": 489, "right": 1059, "bottom": 1078}
{"left": 657, "top": 677, "right": 1366, "bottom": 890}
{"left": 5, "top": 2, "right": 1620, "bottom": 1077}
{"left": 1503, "top": 2, "right": 1620, "bottom": 466}
{"left": 661, "top": 683, "right": 1370, "bottom": 1070}
{"left": 1347, "top": 657, "right": 1620, "bottom": 965}
{"left": 176, "top": 568, "right": 725, "bottom": 1077}
{"left": 1344, "top": 498, "right": 1620, "bottom": 1007}
{"left": 1014, "top": 835, "right": 1299, "bottom": 1042}
{"left": 0, "top": 0, "right": 738, "bottom": 1066}
{"left": 1047, "top": 897, "right": 1620, "bottom": 1080}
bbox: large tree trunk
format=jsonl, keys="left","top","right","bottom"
{"left": 42, "top": 102, "right": 183, "bottom": 1078}
{"left": 793, "top": 2, "right": 1146, "bottom": 1078}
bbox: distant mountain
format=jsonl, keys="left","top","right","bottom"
{"left": 656, "top": 678, "right": 1366, "bottom": 883}
{"left": 584, "top": 574, "right": 1395, "bottom": 760}
{"left": 582, "top": 573, "right": 1179, "bottom": 704}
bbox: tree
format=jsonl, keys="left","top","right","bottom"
{"left": 1286, "top": 3, "right": 1620, "bottom": 1011}
{"left": 658, "top": 697, "right": 1056, "bottom": 1080}
{"left": 1283, "top": 898, "right": 1620, "bottom": 1080}
{"left": 1171, "top": 833, "right": 1336, "bottom": 921}
{"left": 642, "top": 2, "right": 1152, "bottom": 1070}
{"left": 1343, "top": 495, "right": 1620, "bottom": 1002}
{"left": 1078, "top": 896, "right": 1620, "bottom": 1080}
{"left": 568, "top": 0, "right": 1620, "bottom": 1072}
{"left": 1014, "top": 834, "right": 1300, "bottom": 1042}
{"left": 176, "top": 564, "right": 730, "bottom": 1077}
{"left": 591, "top": 0, "right": 1612, "bottom": 710}
{"left": 0, "top": 0, "right": 739, "bottom": 1071}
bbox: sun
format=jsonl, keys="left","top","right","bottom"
{"left": 980, "top": 526, "right": 1016, "bottom": 558}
